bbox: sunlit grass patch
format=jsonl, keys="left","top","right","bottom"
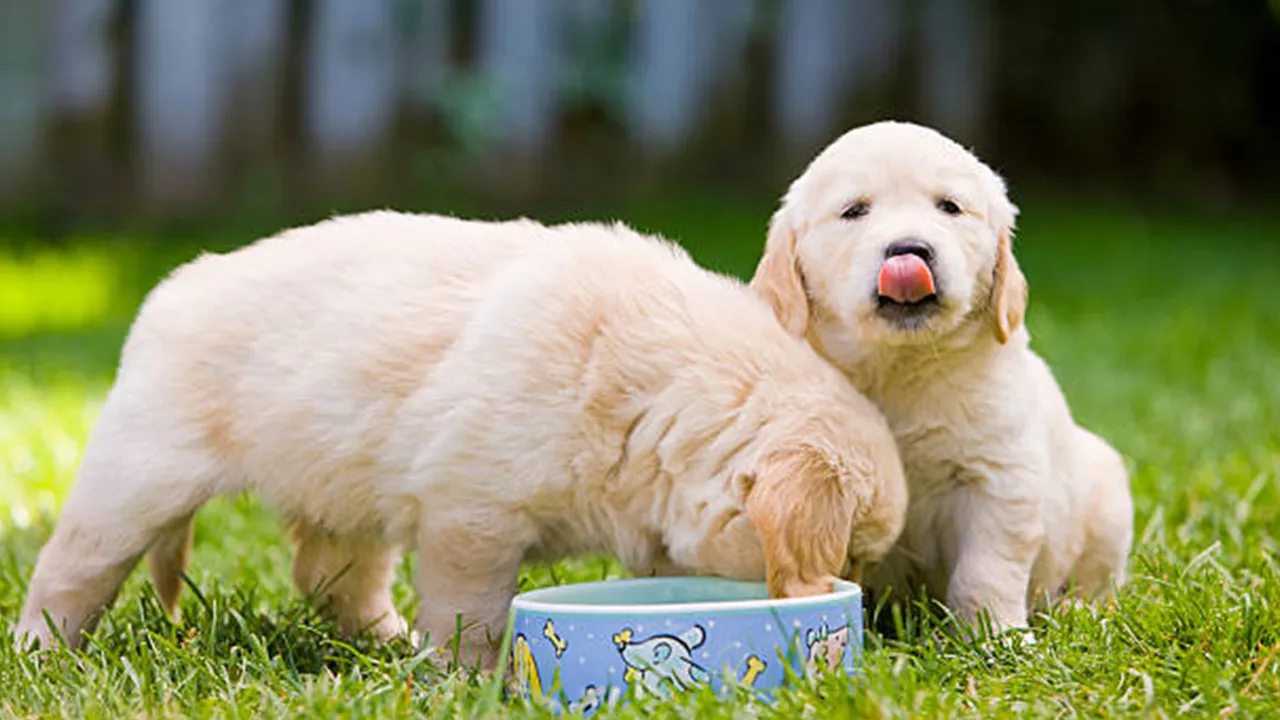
{"left": 0, "top": 370, "right": 105, "bottom": 531}
{"left": 0, "top": 244, "right": 135, "bottom": 341}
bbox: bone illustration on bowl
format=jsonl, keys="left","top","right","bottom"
{"left": 740, "top": 655, "right": 767, "bottom": 686}
{"left": 543, "top": 618, "right": 567, "bottom": 658}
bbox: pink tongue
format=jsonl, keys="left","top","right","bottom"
{"left": 877, "top": 254, "right": 936, "bottom": 303}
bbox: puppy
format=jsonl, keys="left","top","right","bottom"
{"left": 750, "top": 121, "right": 1133, "bottom": 634}
{"left": 16, "top": 212, "right": 907, "bottom": 668}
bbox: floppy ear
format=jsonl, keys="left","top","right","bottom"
{"left": 991, "top": 229, "right": 1028, "bottom": 344}
{"left": 749, "top": 208, "right": 809, "bottom": 337}
{"left": 744, "top": 445, "right": 856, "bottom": 599}
{"left": 652, "top": 642, "right": 671, "bottom": 663}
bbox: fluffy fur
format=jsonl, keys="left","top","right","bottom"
{"left": 750, "top": 121, "right": 1133, "bottom": 633}
{"left": 16, "top": 212, "right": 907, "bottom": 667}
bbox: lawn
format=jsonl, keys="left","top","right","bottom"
{"left": 1, "top": 195, "right": 1278, "bottom": 718}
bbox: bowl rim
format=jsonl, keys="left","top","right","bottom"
{"left": 510, "top": 577, "right": 862, "bottom": 617}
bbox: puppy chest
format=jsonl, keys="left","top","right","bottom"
{"left": 892, "top": 424, "right": 968, "bottom": 489}
{"left": 522, "top": 506, "right": 657, "bottom": 571}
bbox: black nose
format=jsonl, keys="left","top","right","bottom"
{"left": 885, "top": 239, "right": 934, "bottom": 262}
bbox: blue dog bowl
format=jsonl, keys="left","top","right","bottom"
{"left": 507, "top": 577, "right": 863, "bottom": 713}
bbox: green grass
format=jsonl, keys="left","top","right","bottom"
{"left": 1, "top": 195, "right": 1279, "bottom": 718}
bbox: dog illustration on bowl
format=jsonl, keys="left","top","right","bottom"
{"left": 804, "top": 623, "right": 851, "bottom": 677}
{"left": 612, "top": 625, "right": 711, "bottom": 697}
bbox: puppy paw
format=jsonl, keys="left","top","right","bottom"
{"left": 976, "top": 627, "right": 1037, "bottom": 655}
{"left": 778, "top": 575, "right": 839, "bottom": 599}
{"left": 369, "top": 612, "right": 411, "bottom": 643}
{"left": 12, "top": 614, "right": 66, "bottom": 654}
{"left": 346, "top": 612, "right": 411, "bottom": 645}
{"left": 11, "top": 627, "right": 41, "bottom": 653}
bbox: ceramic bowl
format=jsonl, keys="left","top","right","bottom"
{"left": 507, "top": 577, "right": 863, "bottom": 713}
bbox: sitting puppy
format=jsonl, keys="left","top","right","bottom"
{"left": 750, "top": 121, "right": 1133, "bottom": 633}
{"left": 16, "top": 212, "right": 907, "bottom": 668}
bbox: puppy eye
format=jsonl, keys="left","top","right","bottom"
{"left": 841, "top": 201, "right": 870, "bottom": 220}
{"left": 937, "top": 198, "right": 963, "bottom": 216}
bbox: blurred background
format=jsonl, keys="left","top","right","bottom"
{"left": 0, "top": 0, "right": 1277, "bottom": 228}
{"left": 1, "top": 0, "right": 1280, "bottom": 529}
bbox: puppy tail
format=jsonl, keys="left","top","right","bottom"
{"left": 148, "top": 515, "right": 195, "bottom": 619}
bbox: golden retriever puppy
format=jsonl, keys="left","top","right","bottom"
{"left": 16, "top": 212, "right": 907, "bottom": 668}
{"left": 750, "top": 121, "right": 1133, "bottom": 634}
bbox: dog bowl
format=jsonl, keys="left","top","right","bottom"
{"left": 507, "top": 577, "right": 863, "bottom": 713}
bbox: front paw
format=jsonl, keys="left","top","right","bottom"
{"left": 369, "top": 612, "right": 411, "bottom": 643}
{"left": 778, "top": 575, "right": 838, "bottom": 598}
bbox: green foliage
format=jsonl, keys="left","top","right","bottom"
{"left": 1, "top": 196, "right": 1278, "bottom": 717}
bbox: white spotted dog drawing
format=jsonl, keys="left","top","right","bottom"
{"left": 613, "top": 625, "right": 711, "bottom": 697}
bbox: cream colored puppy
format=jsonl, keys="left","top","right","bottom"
{"left": 16, "top": 212, "right": 907, "bottom": 667}
{"left": 750, "top": 121, "right": 1132, "bottom": 634}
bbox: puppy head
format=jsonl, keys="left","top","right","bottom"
{"left": 751, "top": 120, "right": 1026, "bottom": 348}
{"left": 738, "top": 432, "right": 907, "bottom": 599}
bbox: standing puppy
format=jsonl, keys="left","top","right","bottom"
{"left": 750, "top": 121, "right": 1133, "bottom": 633}
{"left": 16, "top": 212, "right": 907, "bottom": 668}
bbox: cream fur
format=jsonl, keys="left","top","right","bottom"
{"left": 749, "top": 121, "right": 1134, "bottom": 634}
{"left": 15, "top": 212, "right": 908, "bottom": 667}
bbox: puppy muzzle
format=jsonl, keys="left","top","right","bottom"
{"left": 874, "top": 239, "right": 942, "bottom": 329}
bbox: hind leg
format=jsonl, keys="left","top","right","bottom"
{"left": 15, "top": 425, "right": 219, "bottom": 651}
{"left": 148, "top": 513, "right": 196, "bottom": 619}
{"left": 1068, "top": 437, "right": 1134, "bottom": 602}
{"left": 290, "top": 521, "right": 407, "bottom": 641}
